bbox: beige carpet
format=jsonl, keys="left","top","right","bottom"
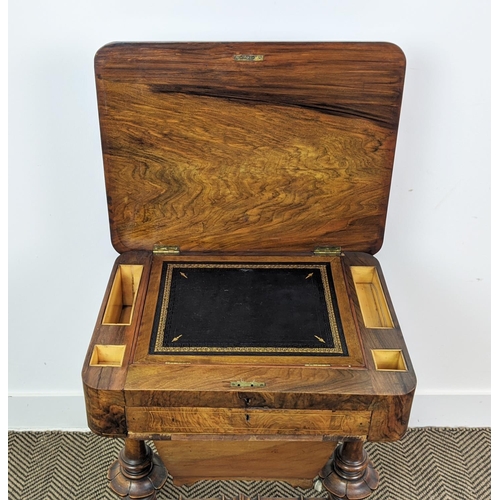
{"left": 8, "top": 427, "right": 490, "bottom": 500}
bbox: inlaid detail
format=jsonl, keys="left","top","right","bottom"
{"left": 149, "top": 262, "right": 347, "bottom": 356}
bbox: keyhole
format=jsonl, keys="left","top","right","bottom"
{"left": 245, "top": 414, "right": 250, "bottom": 422}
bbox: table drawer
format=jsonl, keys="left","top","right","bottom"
{"left": 126, "top": 407, "right": 371, "bottom": 436}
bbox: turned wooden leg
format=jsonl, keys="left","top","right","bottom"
{"left": 319, "top": 440, "right": 379, "bottom": 500}
{"left": 107, "top": 439, "right": 168, "bottom": 499}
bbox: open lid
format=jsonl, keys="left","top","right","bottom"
{"left": 95, "top": 42, "right": 405, "bottom": 254}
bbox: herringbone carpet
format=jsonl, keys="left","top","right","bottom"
{"left": 8, "top": 428, "right": 490, "bottom": 500}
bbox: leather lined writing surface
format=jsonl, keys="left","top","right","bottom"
{"left": 149, "top": 263, "right": 347, "bottom": 356}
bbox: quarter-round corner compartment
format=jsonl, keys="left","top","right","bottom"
{"left": 372, "top": 349, "right": 407, "bottom": 371}
{"left": 102, "top": 265, "right": 144, "bottom": 325}
{"left": 350, "top": 266, "right": 394, "bottom": 328}
{"left": 89, "top": 344, "right": 126, "bottom": 367}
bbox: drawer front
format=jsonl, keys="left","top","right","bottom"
{"left": 126, "top": 407, "right": 371, "bottom": 437}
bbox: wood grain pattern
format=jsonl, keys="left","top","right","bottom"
{"left": 95, "top": 42, "right": 405, "bottom": 254}
{"left": 153, "top": 440, "right": 337, "bottom": 487}
{"left": 82, "top": 43, "right": 415, "bottom": 493}
{"left": 82, "top": 252, "right": 416, "bottom": 441}
{"left": 81, "top": 250, "right": 152, "bottom": 436}
{"left": 126, "top": 407, "right": 371, "bottom": 437}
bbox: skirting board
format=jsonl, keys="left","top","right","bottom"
{"left": 8, "top": 393, "right": 491, "bottom": 431}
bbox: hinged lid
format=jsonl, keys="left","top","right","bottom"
{"left": 95, "top": 42, "right": 405, "bottom": 254}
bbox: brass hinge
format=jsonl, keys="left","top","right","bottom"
{"left": 313, "top": 246, "right": 342, "bottom": 257}
{"left": 153, "top": 245, "right": 180, "bottom": 255}
{"left": 230, "top": 380, "right": 266, "bottom": 388}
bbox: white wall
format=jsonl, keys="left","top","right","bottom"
{"left": 8, "top": 0, "right": 491, "bottom": 429}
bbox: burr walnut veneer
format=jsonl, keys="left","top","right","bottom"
{"left": 82, "top": 42, "right": 416, "bottom": 500}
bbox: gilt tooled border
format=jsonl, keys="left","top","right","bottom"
{"left": 153, "top": 263, "right": 345, "bottom": 354}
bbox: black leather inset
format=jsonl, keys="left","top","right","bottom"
{"left": 149, "top": 263, "right": 347, "bottom": 356}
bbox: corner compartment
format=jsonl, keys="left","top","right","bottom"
{"left": 102, "top": 265, "right": 144, "bottom": 325}
{"left": 372, "top": 349, "right": 407, "bottom": 371}
{"left": 350, "top": 266, "right": 393, "bottom": 328}
{"left": 89, "top": 344, "right": 126, "bottom": 367}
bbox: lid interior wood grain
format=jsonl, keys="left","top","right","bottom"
{"left": 95, "top": 42, "right": 406, "bottom": 254}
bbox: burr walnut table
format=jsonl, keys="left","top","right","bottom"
{"left": 82, "top": 42, "right": 416, "bottom": 500}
